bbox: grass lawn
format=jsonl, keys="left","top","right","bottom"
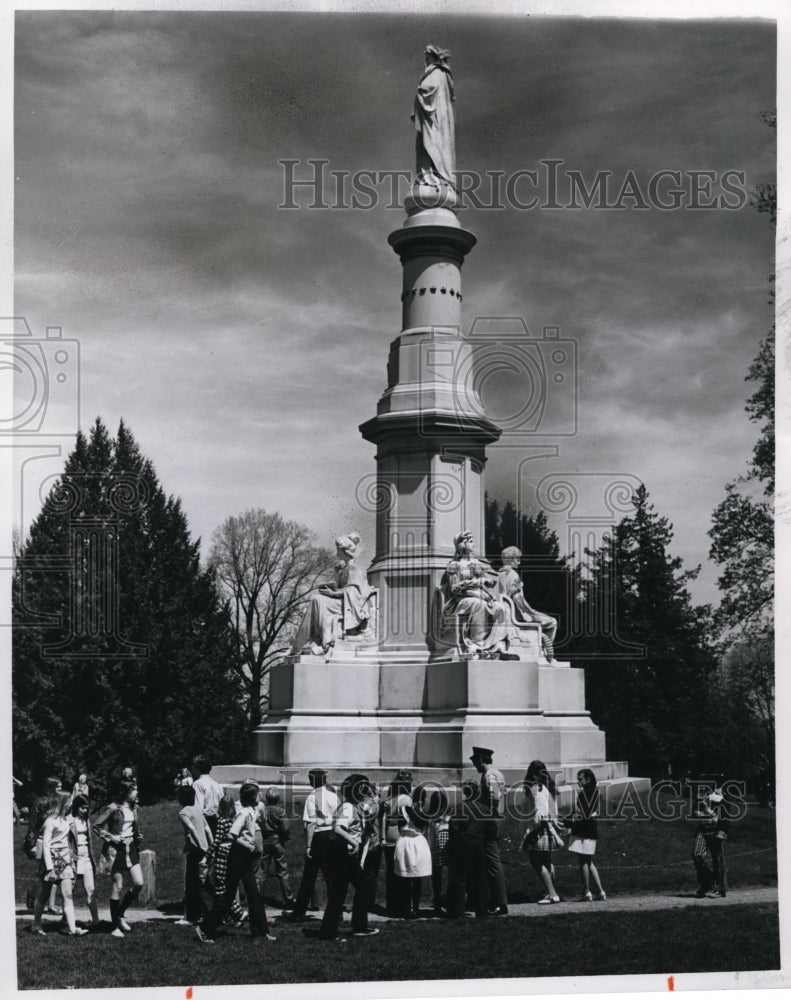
{"left": 13, "top": 791, "right": 779, "bottom": 989}
{"left": 16, "top": 905, "right": 780, "bottom": 989}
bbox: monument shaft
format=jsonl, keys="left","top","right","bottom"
{"left": 361, "top": 211, "right": 500, "bottom": 651}
{"left": 237, "top": 48, "right": 646, "bottom": 805}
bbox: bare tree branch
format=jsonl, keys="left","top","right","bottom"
{"left": 208, "top": 510, "right": 331, "bottom": 728}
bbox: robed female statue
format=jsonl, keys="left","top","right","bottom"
{"left": 413, "top": 44, "right": 456, "bottom": 189}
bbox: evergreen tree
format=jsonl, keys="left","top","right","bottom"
{"left": 13, "top": 418, "right": 248, "bottom": 798}
{"left": 580, "top": 485, "right": 716, "bottom": 776}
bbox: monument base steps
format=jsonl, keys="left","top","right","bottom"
{"left": 212, "top": 765, "right": 649, "bottom": 813}
{"left": 223, "top": 652, "right": 647, "bottom": 804}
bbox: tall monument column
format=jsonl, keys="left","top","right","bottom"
{"left": 237, "top": 45, "right": 644, "bottom": 804}
{"left": 360, "top": 48, "right": 500, "bottom": 652}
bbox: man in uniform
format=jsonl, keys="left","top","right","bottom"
{"left": 287, "top": 768, "right": 339, "bottom": 920}
{"left": 470, "top": 746, "right": 509, "bottom": 916}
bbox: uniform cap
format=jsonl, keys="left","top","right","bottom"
{"left": 470, "top": 746, "right": 494, "bottom": 762}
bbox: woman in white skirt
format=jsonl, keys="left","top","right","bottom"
{"left": 394, "top": 805, "right": 432, "bottom": 918}
{"left": 568, "top": 768, "right": 606, "bottom": 901}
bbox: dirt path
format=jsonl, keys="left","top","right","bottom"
{"left": 16, "top": 885, "right": 777, "bottom": 929}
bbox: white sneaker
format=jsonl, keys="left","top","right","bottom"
{"left": 174, "top": 918, "right": 194, "bottom": 926}
{"left": 111, "top": 927, "right": 125, "bottom": 938}
{"left": 118, "top": 917, "right": 132, "bottom": 932}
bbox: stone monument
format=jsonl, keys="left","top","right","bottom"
{"left": 220, "top": 48, "right": 645, "bottom": 799}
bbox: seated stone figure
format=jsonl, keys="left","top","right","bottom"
{"left": 497, "top": 546, "right": 557, "bottom": 663}
{"left": 435, "top": 531, "right": 507, "bottom": 657}
{"left": 297, "top": 533, "right": 375, "bottom": 656}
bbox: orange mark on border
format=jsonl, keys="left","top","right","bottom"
{"left": 667, "top": 976, "right": 675, "bottom": 991}
{"left": 186, "top": 989, "right": 193, "bottom": 999}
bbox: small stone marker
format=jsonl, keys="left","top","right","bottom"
{"left": 139, "top": 849, "right": 157, "bottom": 905}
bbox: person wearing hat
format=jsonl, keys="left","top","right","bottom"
{"left": 470, "top": 747, "right": 509, "bottom": 916}
{"left": 287, "top": 769, "right": 339, "bottom": 920}
{"left": 691, "top": 787, "right": 729, "bottom": 898}
{"left": 459, "top": 779, "right": 491, "bottom": 918}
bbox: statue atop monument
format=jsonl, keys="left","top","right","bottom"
{"left": 413, "top": 44, "right": 456, "bottom": 190}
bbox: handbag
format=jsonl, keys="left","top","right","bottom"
{"left": 22, "top": 828, "right": 39, "bottom": 860}
{"left": 520, "top": 823, "right": 540, "bottom": 851}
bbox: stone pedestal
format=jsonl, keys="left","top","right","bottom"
{"left": 252, "top": 649, "right": 609, "bottom": 784}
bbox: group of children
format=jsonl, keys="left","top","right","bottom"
{"left": 276, "top": 762, "right": 610, "bottom": 939}
{"left": 22, "top": 756, "right": 731, "bottom": 943}
{"left": 25, "top": 767, "right": 143, "bottom": 938}
{"left": 174, "top": 771, "right": 293, "bottom": 942}
{"left": 519, "top": 763, "right": 606, "bottom": 905}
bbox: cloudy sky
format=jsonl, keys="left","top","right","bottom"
{"left": 11, "top": 9, "right": 776, "bottom": 606}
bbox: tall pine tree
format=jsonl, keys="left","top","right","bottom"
{"left": 580, "top": 485, "right": 716, "bottom": 776}
{"left": 13, "top": 418, "right": 248, "bottom": 798}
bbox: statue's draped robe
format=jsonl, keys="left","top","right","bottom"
{"left": 498, "top": 565, "right": 558, "bottom": 658}
{"left": 414, "top": 63, "right": 456, "bottom": 187}
{"left": 301, "top": 558, "right": 373, "bottom": 650}
{"left": 441, "top": 556, "right": 506, "bottom": 652}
